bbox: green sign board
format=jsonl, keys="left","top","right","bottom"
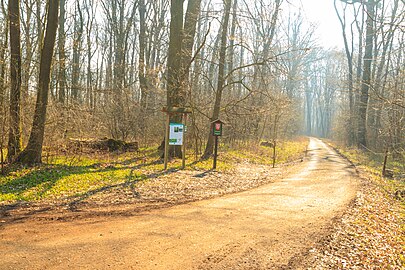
{"left": 212, "top": 120, "right": 223, "bottom": 136}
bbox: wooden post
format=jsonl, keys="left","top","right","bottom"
{"left": 0, "top": 147, "right": 4, "bottom": 175}
{"left": 182, "top": 114, "right": 187, "bottom": 169}
{"left": 272, "top": 139, "right": 276, "bottom": 168}
{"left": 213, "top": 135, "right": 218, "bottom": 170}
{"left": 382, "top": 149, "right": 388, "bottom": 176}
{"left": 164, "top": 114, "right": 170, "bottom": 170}
{"left": 212, "top": 119, "right": 224, "bottom": 170}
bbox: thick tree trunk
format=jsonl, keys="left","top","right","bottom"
{"left": 358, "top": 0, "right": 375, "bottom": 148}
{"left": 167, "top": 0, "right": 184, "bottom": 109}
{"left": 202, "top": 0, "right": 232, "bottom": 159}
{"left": 14, "top": 0, "right": 59, "bottom": 165}
{"left": 163, "top": 0, "right": 201, "bottom": 159}
{"left": 165, "top": 0, "right": 185, "bottom": 158}
{"left": 7, "top": 0, "right": 22, "bottom": 162}
{"left": 181, "top": 0, "right": 202, "bottom": 90}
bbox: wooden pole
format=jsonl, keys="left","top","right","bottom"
{"left": 182, "top": 114, "right": 187, "bottom": 169}
{"left": 0, "top": 147, "right": 4, "bottom": 175}
{"left": 164, "top": 114, "right": 170, "bottom": 170}
{"left": 213, "top": 135, "right": 218, "bottom": 170}
{"left": 272, "top": 140, "right": 276, "bottom": 168}
{"left": 382, "top": 149, "right": 388, "bottom": 176}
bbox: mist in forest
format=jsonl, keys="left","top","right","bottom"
{"left": 0, "top": 0, "right": 403, "bottom": 164}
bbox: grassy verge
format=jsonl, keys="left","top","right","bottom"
{"left": 330, "top": 142, "right": 405, "bottom": 199}
{"left": 0, "top": 138, "right": 308, "bottom": 204}
{"left": 223, "top": 137, "right": 308, "bottom": 165}
{"left": 321, "top": 141, "right": 405, "bottom": 268}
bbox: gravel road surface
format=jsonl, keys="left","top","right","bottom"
{"left": 0, "top": 138, "right": 358, "bottom": 269}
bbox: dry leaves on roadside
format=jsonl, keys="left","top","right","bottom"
{"left": 307, "top": 178, "right": 404, "bottom": 269}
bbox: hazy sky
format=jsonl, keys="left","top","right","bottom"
{"left": 298, "top": 0, "right": 344, "bottom": 49}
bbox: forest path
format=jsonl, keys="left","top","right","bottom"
{"left": 0, "top": 138, "right": 358, "bottom": 270}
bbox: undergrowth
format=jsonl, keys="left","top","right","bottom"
{"left": 334, "top": 145, "right": 405, "bottom": 198}
{"left": 223, "top": 137, "right": 308, "bottom": 165}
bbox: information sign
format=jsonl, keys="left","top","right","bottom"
{"left": 169, "top": 123, "right": 184, "bottom": 145}
{"left": 212, "top": 120, "right": 223, "bottom": 136}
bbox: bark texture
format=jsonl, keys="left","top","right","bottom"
{"left": 7, "top": 0, "right": 22, "bottom": 162}
{"left": 15, "top": 0, "right": 59, "bottom": 165}
{"left": 202, "top": 0, "right": 232, "bottom": 159}
{"left": 358, "top": 0, "right": 375, "bottom": 148}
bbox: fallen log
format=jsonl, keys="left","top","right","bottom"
{"left": 68, "top": 138, "right": 139, "bottom": 153}
{"left": 260, "top": 141, "right": 274, "bottom": 148}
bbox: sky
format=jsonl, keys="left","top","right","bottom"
{"left": 297, "top": 0, "right": 345, "bottom": 49}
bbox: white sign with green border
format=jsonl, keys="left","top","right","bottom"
{"left": 169, "top": 123, "right": 184, "bottom": 145}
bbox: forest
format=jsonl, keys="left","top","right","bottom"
{"left": 0, "top": 0, "right": 403, "bottom": 166}
{"left": 0, "top": 0, "right": 404, "bottom": 268}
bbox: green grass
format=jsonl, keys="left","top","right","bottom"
{"left": 335, "top": 146, "right": 405, "bottom": 196}
{"left": 339, "top": 148, "right": 404, "bottom": 175}
{"left": 0, "top": 138, "right": 309, "bottom": 204}
{"left": 223, "top": 137, "right": 308, "bottom": 166}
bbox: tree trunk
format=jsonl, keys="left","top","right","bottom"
{"left": 165, "top": 0, "right": 185, "bottom": 158}
{"left": 358, "top": 0, "right": 375, "bottom": 148}
{"left": 227, "top": 0, "right": 237, "bottom": 90}
{"left": 334, "top": 0, "right": 355, "bottom": 145}
{"left": 0, "top": 0, "right": 7, "bottom": 111}
{"left": 139, "top": 0, "right": 147, "bottom": 103}
{"left": 0, "top": 0, "right": 8, "bottom": 170}
{"left": 71, "top": 0, "right": 83, "bottom": 102}
{"left": 58, "top": 0, "right": 66, "bottom": 104}
{"left": 167, "top": 0, "right": 184, "bottom": 110}
{"left": 7, "top": 0, "right": 22, "bottom": 162}
{"left": 182, "top": 0, "right": 202, "bottom": 90}
{"left": 139, "top": 0, "right": 148, "bottom": 134}
{"left": 14, "top": 0, "right": 59, "bottom": 165}
{"left": 202, "top": 0, "right": 232, "bottom": 159}
{"left": 369, "top": 0, "right": 399, "bottom": 148}
{"left": 85, "top": 1, "right": 95, "bottom": 110}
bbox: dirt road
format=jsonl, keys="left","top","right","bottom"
{"left": 0, "top": 138, "right": 358, "bottom": 269}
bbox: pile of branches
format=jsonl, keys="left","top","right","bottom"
{"left": 68, "top": 138, "right": 138, "bottom": 153}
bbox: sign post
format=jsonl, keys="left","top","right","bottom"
{"left": 163, "top": 107, "right": 192, "bottom": 170}
{"left": 182, "top": 114, "right": 188, "bottom": 169}
{"left": 212, "top": 119, "right": 224, "bottom": 170}
{"left": 164, "top": 114, "right": 170, "bottom": 170}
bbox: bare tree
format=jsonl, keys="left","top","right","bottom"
{"left": 15, "top": 0, "right": 59, "bottom": 164}
{"left": 334, "top": 0, "right": 356, "bottom": 145}
{"left": 165, "top": 0, "right": 201, "bottom": 158}
{"left": 0, "top": 0, "right": 8, "bottom": 170}
{"left": 71, "top": 0, "right": 83, "bottom": 102}
{"left": 358, "top": 0, "right": 376, "bottom": 148}
{"left": 7, "top": 0, "right": 22, "bottom": 162}
{"left": 202, "top": 0, "right": 232, "bottom": 159}
{"left": 58, "top": 0, "right": 66, "bottom": 104}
